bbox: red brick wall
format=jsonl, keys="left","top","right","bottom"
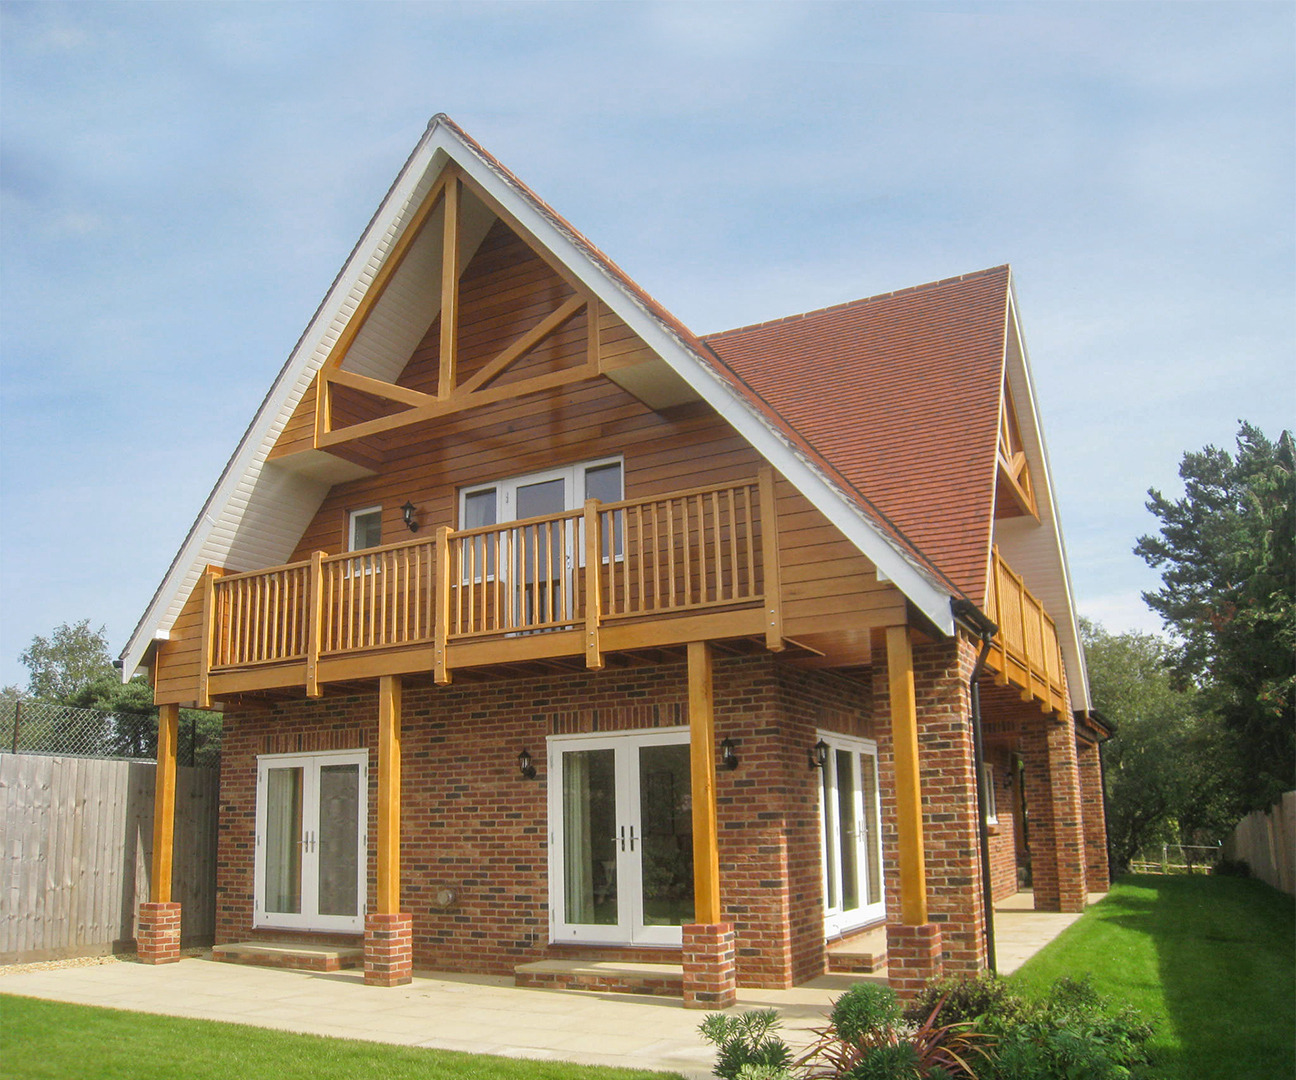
{"left": 875, "top": 634, "right": 988, "bottom": 975}
{"left": 985, "top": 743, "right": 1020, "bottom": 902}
{"left": 215, "top": 655, "right": 871, "bottom": 989}
{"left": 1020, "top": 710, "right": 1087, "bottom": 912}
{"left": 1076, "top": 737, "right": 1110, "bottom": 893}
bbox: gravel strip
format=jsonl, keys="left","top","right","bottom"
{"left": 0, "top": 949, "right": 208, "bottom": 977}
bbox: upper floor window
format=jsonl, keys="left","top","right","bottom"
{"left": 348, "top": 506, "right": 382, "bottom": 551}
{"left": 459, "top": 458, "right": 623, "bottom": 528}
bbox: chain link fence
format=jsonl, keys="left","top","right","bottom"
{"left": 0, "top": 699, "right": 221, "bottom": 768}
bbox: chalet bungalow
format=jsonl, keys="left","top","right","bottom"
{"left": 123, "top": 115, "right": 1109, "bottom": 1005}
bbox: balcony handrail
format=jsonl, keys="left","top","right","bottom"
{"left": 597, "top": 477, "right": 758, "bottom": 512}
{"left": 986, "top": 546, "right": 1066, "bottom": 710}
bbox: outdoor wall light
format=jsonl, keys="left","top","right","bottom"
{"left": 401, "top": 500, "right": 420, "bottom": 533}
{"left": 810, "top": 739, "right": 829, "bottom": 771}
{"left": 720, "top": 737, "right": 739, "bottom": 771}
{"left": 518, "top": 748, "right": 537, "bottom": 780}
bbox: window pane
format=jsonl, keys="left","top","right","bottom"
{"left": 317, "top": 764, "right": 361, "bottom": 917}
{"left": 821, "top": 762, "right": 838, "bottom": 910}
{"left": 638, "top": 743, "right": 694, "bottom": 927}
{"left": 836, "top": 749, "right": 859, "bottom": 912}
{"left": 462, "top": 489, "right": 497, "bottom": 530}
{"left": 584, "top": 463, "right": 622, "bottom": 504}
{"left": 463, "top": 490, "right": 498, "bottom": 579}
{"left": 350, "top": 510, "right": 382, "bottom": 551}
{"left": 563, "top": 749, "right": 618, "bottom": 925}
{"left": 861, "top": 752, "right": 882, "bottom": 907}
{"left": 265, "top": 767, "right": 303, "bottom": 915}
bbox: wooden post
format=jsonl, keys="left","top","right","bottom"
{"left": 434, "top": 526, "right": 452, "bottom": 684}
{"left": 438, "top": 176, "right": 460, "bottom": 400}
{"left": 688, "top": 641, "right": 721, "bottom": 925}
{"left": 197, "top": 567, "right": 224, "bottom": 709}
{"left": 757, "top": 467, "right": 784, "bottom": 651}
{"left": 151, "top": 703, "right": 180, "bottom": 904}
{"left": 886, "top": 625, "right": 928, "bottom": 925}
{"left": 376, "top": 675, "right": 402, "bottom": 914}
{"left": 306, "top": 551, "right": 325, "bottom": 698}
{"left": 583, "top": 498, "right": 603, "bottom": 670}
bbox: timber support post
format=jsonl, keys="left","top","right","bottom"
{"left": 683, "top": 640, "right": 736, "bottom": 1008}
{"left": 884, "top": 625, "right": 943, "bottom": 996}
{"left": 139, "top": 702, "right": 182, "bottom": 965}
{"left": 367, "top": 674, "right": 412, "bottom": 986}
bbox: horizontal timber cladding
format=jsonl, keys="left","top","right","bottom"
{"left": 213, "top": 655, "right": 875, "bottom": 988}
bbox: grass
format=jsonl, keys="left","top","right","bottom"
{"left": 0, "top": 994, "right": 686, "bottom": 1080}
{"left": 1009, "top": 874, "right": 1295, "bottom": 1080}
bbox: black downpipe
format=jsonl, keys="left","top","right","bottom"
{"left": 952, "top": 599, "right": 999, "bottom": 974}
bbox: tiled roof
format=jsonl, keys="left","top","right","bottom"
{"left": 703, "top": 267, "right": 1012, "bottom": 603}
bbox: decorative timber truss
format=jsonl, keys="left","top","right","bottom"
{"left": 995, "top": 382, "right": 1038, "bottom": 519}
{"left": 313, "top": 166, "right": 602, "bottom": 449}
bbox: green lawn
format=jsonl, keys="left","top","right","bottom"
{"left": 0, "top": 994, "right": 686, "bottom": 1080}
{"left": 1009, "top": 874, "right": 1295, "bottom": 1080}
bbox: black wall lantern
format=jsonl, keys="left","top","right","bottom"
{"left": 401, "top": 500, "right": 419, "bottom": 533}
{"left": 518, "top": 748, "right": 537, "bottom": 780}
{"left": 719, "top": 737, "right": 738, "bottom": 771}
{"left": 809, "top": 738, "right": 829, "bottom": 771}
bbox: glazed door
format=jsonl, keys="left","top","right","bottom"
{"left": 254, "top": 751, "right": 367, "bottom": 932}
{"left": 818, "top": 734, "right": 885, "bottom": 934}
{"left": 549, "top": 731, "right": 695, "bottom": 945}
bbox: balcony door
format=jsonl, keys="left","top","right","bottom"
{"left": 548, "top": 730, "right": 694, "bottom": 946}
{"left": 253, "top": 750, "right": 367, "bottom": 932}
{"left": 818, "top": 733, "right": 885, "bottom": 935}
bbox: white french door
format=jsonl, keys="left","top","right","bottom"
{"left": 819, "top": 733, "right": 885, "bottom": 935}
{"left": 548, "top": 730, "right": 695, "bottom": 946}
{"left": 254, "top": 750, "right": 367, "bottom": 932}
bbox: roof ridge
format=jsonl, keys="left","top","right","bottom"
{"left": 703, "top": 264, "right": 1011, "bottom": 341}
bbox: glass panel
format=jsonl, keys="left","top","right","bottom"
{"left": 585, "top": 463, "right": 623, "bottom": 555}
{"left": 350, "top": 510, "right": 382, "bottom": 551}
{"left": 861, "top": 752, "right": 882, "bottom": 907}
{"left": 638, "top": 743, "right": 694, "bottom": 927}
{"left": 821, "top": 761, "right": 838, "bottom": 910}
{"left": 836, "top": 749, "right": 859, "bottom": 912}
{"left": 463, "top": 489, "right": 497, "bottom": 578}
{"left": 317, "top": 763, "right": 361, "bottom": 917}
{"left": 265, "top": 767, "right": 303, "bottom": 915}
{"left": 563, "top": 749, "right": 618, "bottom": 925}
{"left": 516, "top": 479, "right": 567, "bottom": 623}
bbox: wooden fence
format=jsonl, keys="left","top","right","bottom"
{"left": 1224, "top": 790, "right": 1295, "bottom": 895}
{"left": 0, "top": 753, "right": 218, "bottom": 963}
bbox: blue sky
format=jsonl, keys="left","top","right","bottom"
{"left": 1, "top": 1, "right": 1292, "bottom": 689}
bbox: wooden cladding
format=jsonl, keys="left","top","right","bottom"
{"left": 203, "top": 476, "right": 775, "bottom": 693}
{"left": 984, "top": 547, "right": 1067, "bottom": 715}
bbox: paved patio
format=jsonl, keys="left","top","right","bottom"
{"left": 0, "top": 892, "right": 1100, "bottom": 1078}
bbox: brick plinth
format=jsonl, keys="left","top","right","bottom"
{"left": 137, "top": 902, "right": 182, "bottom": 965}
{"left": 682, "top": 923, "right": 737, "bottom": 1009}
{"left": 886, "top": 922, "right": 942, "bottom": 999}
{"left": 364, "top": 913, "right": 413, "bottom": 987}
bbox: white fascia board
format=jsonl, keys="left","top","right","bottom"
{"left": 434, "top": 127, "right": 955, "bottom": 634}
{"left": 1004, "top": 284, "right": 1091, "bottom": 710}
{"left": 121, "top": 128, "right": 451, "bottom": 681}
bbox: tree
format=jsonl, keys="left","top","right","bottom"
{"left": 19, "top": 620, "right": 115, "bottom": 703}
{"left": 1135, "top": 422, "right": 1295, "bottom": 812}
{"left": 1080, "top": 618, "right": 1238, "bottom": 871}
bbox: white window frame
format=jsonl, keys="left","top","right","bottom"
{"left": 546, "top": 726, "right": 690, "bottom": 948}
{"left": 253, "top": 749, "right": 368, "bottom": 934}
{"left": 348, "top": 505, "right": 383, "bottom": 551}
{"left": 818, "top": 731, "right": 886, "bottom": 936}
{"left": 983, "top": 763, "right": 999, "bottom": 825}
{"left": 458, "top": 456, "right": 623, "bottom": 536}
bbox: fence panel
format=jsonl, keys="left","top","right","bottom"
{"left": 1224, "top": 791, "right": 1295, "bottom": 895}
{"left": 0, "top": 753, "right": 218, "bottom": 963}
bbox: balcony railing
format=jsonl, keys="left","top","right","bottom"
{"left": 983, "top": 546, "right": 1067, "bottom": 714}
{"left": 200, "top": 474, "right": 778, "bottom": 700}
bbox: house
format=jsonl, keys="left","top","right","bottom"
{"left": 122, "top": 115, "right": 1110, "bottom": 1005}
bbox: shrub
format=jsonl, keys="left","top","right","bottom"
{"left": 1213, "top": 857, "right": 1251, "bottom": 877}
{"left": 699, "top": 1009, "right": 794, "bottom": 1080}
{"left": 902, "top": 973, "right": 1025, "bottom": 1027}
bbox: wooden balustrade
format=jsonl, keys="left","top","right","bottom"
{"left": 984, "top": 547, "right": 1067, "bottom": 714}
{"left": 204, "top": 476, "right": 774, "bottom": 690}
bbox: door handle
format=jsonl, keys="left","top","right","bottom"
{"left": 619, "top": 825, "right": 625, "bottom": 852}
{"left": 629, "top": 825, "right": 636, "bottom": 852}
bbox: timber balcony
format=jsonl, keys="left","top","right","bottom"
{"left": 983, "top": 546, "right": 1068, "bottom": 715}
{"left": 198, "top": 476, "right": 781, "bottom": 703}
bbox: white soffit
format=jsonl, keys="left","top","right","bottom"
{"left": 993, "top": 288, "right": 1090, "bottom": 710}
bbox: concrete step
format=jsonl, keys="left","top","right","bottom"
{"left": 826, "top": 926, "right": 888, "bottom": 974}
{"left": 212, "top": 941, "right": 363, "bottom": 973}
{"left": 515, "top": 959, "right": 684, "bottom": 997}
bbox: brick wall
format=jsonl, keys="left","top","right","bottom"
{"left": 985, "top": 743, "right": 1020, "bottom": 902}
{"left": 1076, "top": 738, "right": 1110, "bottom": 893}
{"left": 875, "top": 634, "right": 988, "bottom": 975}
{"left": 1020, "top": 709, "right": 1087, "bottom": 912}
{"left": 216, "top": 654, "right": 871, "bottom": 989}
